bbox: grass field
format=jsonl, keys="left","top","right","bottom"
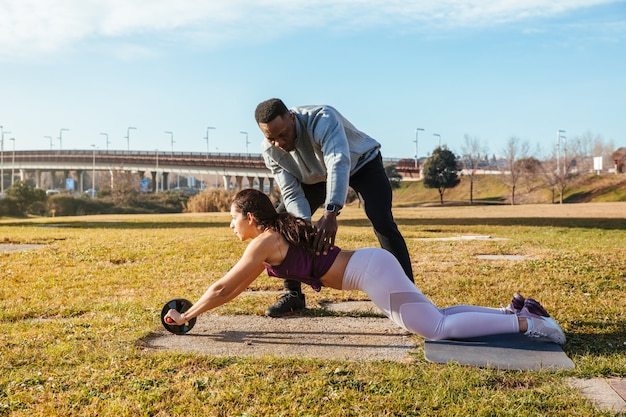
{"left": 1, "top": 202, "right": 625, "bottom": 416}
{"left": 392, "top": 173, "right": 626, "bottom": 205}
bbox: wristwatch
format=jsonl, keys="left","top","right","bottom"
{"left": 324, "top": 203, "right": 341, "bottom": 215}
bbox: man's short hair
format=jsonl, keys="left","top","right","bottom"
{"left": 255, "top": 98, "right": 289, "bottom": 124}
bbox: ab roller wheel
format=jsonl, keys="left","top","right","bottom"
{"left": 160, "top": 298, "right": 196, "bottom": 335}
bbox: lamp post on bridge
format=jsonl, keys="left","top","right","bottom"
{"left": 91, "top": 144, "right": 96, "bottom": 196}
{"left": 414, "top": 128, "right": 424, "bottom": 168}
{"left": 165, "top": 131, "right": 177, "bottom": 187}
{"left": 0, "top": 127, "right": 10, "bottom": 194}
{"left": 100, "top": 133, "right": 110, "bottom": 151}
{"left": 215, "top": 147, "right": 220, "bottom": 188}
{"left": 433, "top": 133, "right": 441, "bottom": 149}
{"left": 165, "top": 131, "right": 174, "bottom": 156}
{"left": 44, "top": 136, "right": 53, "bottom": 149}
{"left": 240, "top": 131, "right": 249, "bottom": 156}
{"left": 205, "top": 127, "right": 216, "bottom": 159}
{"left": 58, "top": 128, "right": 69, "bottom": 150}
{"left": 155, "top": 149, "right": 159, "bottom": 193}
{"left": 126, "top": 127, "right": 136, "bottom": 154}
{"left": 10, "top": 137, "right": 15, "bottom": 186}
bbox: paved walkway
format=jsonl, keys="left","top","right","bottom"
{"left": 147, "top": 299, "right": 625, "bottom": 413}
{"left": 567, "top": 377, "right": 626, "bottom": 413}
{"left": 147, "top": 314, "right": 414, "bottom": 362}
{"left": 0, "top": 243, "right": 45, "bottom": 252}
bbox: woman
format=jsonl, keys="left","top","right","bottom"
{"left": 166, "top": 189, "right": 566, "bottom": 344}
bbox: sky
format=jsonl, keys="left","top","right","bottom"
{"left": 1, "top": 0, "right": 625, "bottom": 160}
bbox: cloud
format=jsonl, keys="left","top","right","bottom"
{"left": 0, "top": 0, "right": 621, "bottom": 59}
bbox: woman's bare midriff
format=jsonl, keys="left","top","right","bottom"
{"left": 320, "top": 250, "right": 355, "bottom": 290}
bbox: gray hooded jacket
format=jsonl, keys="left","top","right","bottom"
{"left": 262, "top": 104, "right": 381, "bottom": 221}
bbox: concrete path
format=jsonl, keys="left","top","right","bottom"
{"left": 567, "top": 377, "right": 626, "bottom": 413}
{"left": 147, "top": 314, "right": 414, "bottom": 362}
{"left": 146, "top": 299, "right": 625, "bottom": 412}
{"left": 0, "top": 243, "right": 45, "bottom": 252}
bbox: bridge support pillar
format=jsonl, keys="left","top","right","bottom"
{"left": 34, "top": 170, "right": 41, "bottom": 188}
{"left": 63, "top": 170, "right": 70, "bottom": 190}
{"left": 223, "top": 175, "right": 231, "bottom": 191}
{"left": 55, "top": 170, "right": 62, "bottom": 189}
{"left": 258, "top": 177, "right": 265, "bottom": 193}
{"left": 162, "top": 172, "right": 170, "bottom": 190}
{"left": 247, "top": 176, "right": 255, "bottom": 189}
{"left": 235, "top": 176, "right": 243, "bottom": 190}
{"left": 150, "top": 171, "right": 158, "bottom": 192}
{"left": 268, "top": 178, "right": 274, "bottom": 197}
{"left": 77, "top": 170, "right": 85, "bottom": 192}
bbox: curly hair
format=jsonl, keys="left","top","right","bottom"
{"left": 232, "top": 189, "right": 315, "bottom": 253}
{"left": 254, "top": 98, "right": 289, "bottom": 124}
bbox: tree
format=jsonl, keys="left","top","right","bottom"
{"left": 423, "top": 147, "right": 461, "bottom": 204}
{"left": 384, "top": 163, "right": 403, "bottom": 189}
{"left": 544, "top": 133, "right": 592, "bottom": 204}
{"left": 460, "top": 134, "right": 486, "bottom": 205}
{"left": 101, "top": 169, "right": 141, "bottom": 206}
{"left": 517, "top": 157, "right": 543, "bottom": 194}
{"left": 501, "top": 137, "right": 529, "bottom": 205}
{"left": 613, "top": 147, "right": 626, "bottom": 173}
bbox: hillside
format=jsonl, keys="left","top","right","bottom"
{"left": 392, "top": 174, "right": 626, "bottom": 206}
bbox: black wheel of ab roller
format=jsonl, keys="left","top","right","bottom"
{"left": 160, "top": 298, "right": 196, "bottom": 335}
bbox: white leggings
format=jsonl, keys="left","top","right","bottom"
{"left": 342, "top": 248, "right": 520, "bottom": 340}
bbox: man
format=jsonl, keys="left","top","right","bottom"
{"left": 255, "top": 98, "right": 414, "bottom": 317}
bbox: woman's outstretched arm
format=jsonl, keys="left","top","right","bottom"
{"left": 166, "top": 237, "right": 272, "bottom": 323}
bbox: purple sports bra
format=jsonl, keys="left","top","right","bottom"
{"left": 263, "top": 245, "right": 342, "bottom": 292}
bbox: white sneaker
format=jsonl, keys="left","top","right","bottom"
{"left": 525, "top": 317, "right": 566, "bottom": 345}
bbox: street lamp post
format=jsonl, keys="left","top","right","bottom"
{"left": 165, "top": 131, "right": 174, "bottom": 156}
{"left": 0, "top": 127, "right": 10, "bottom": 194}
{"left": 100, "top": 133, "right": 110, "bottom": 151}
{"left": 240, "top": 131, "right": 249, "bottom": 156}
{"left": 433, "top": 133, "right": 441, "bottom": 148}
{"left": 556, "top": 130, "right": 566, "bottom": 176}
{"left": 45, "top": 136, "right": 53, "bottom": 149}
{"left": 561, "top": 134, "right": 567, "bottom": 175}
{"left": 414, "top": 128, "right": 424, "bottom": 168}
{"left": 155, "top": 149, "right": 159, "bottom": 193}
{"left": 126, "top": 127, "right": 136, "bottom": 154}
{"left": 10, "top": 138, "right": 15, "bottom": 186}
{"left": 215, "top": 147, "right": 220, "bottom": 188}
{"left": 58, "top": 128, "right": 69, "bottom": 150}
{"left": 91, "top": 144, "right": 96, "bottom": 196}
{"left": 165, "top": 131, "right": 177, "bottom": 188}
{"left": 205, "top": 127, "right": 216, "bottom": 159}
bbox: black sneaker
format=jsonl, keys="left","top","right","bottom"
{"left": 265, "top": 291, "right": 305, "bottom": 318}
{"left": 520, "top": 298, "right": 551, "bottom": 318}
{"left": 504, "top": 292, "right": 526, "bottom": 314}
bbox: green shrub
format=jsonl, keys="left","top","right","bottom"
{"left": 46, "top": 195, "right": 111, "bottom": 216}
{"left": 0, "top": 197, "right": 20, "bottom": 217}
{"left": 0, "top": 180, "right": 47, "bottom": 216}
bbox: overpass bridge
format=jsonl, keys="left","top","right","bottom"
{"left": 0, "top": 149, "right": 420, "bottom": 195}
{"left": 0, "top": 149, "right": 275, "bottom": 194}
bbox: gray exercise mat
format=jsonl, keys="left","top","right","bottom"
{"left": 424, "top": 333, "right": 575, "bottom": 370}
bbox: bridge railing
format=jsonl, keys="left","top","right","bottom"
{"left": 8, "top": 150, "right": 268, "bottom": 169}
